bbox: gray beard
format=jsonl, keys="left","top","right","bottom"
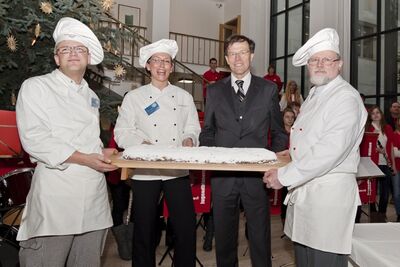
{"left": 310, "top": 75, "right": 332, "bottom": 86}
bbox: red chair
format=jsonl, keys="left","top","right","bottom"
{"left": 0, "top": 110, "right": 21, "bottom": 157}
{"left": 358, "top": 132, "right": 379, "bottom": 204}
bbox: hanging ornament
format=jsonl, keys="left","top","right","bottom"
{"left": 7, "top": 35, "right": 17, "bottom": 52}
{"left": 105, "top": 40, "right": 112, "bottom": 52}
{"left": 114, "top": 63, "right": 126, "bottom": 79}
{"left": 101, "top": 0, "right": 114, "bottom": 12}
{"left": 11, "top": 90, "right": 16, "bottom": 106}
{"left": 34, "top": 23, "right": 41, "bottom": 38}
{"left": 40, "top": 2, "right": 53, "bottom": 14}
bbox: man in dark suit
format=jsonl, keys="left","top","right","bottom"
{"left": 199, "top": 35, "right": 287, "bottom": 267}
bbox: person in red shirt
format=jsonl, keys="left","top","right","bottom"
{"left": 203, "top": 58, "right": 222, "bottom": 105}
{"left": 365, "top": 105, "right": 395, "bottom": 220}
{"left": 263, "top": 64, "right": 283, "bottom": 95}
{"left": 392, "top": 118, "right": 400, "bottom": 222}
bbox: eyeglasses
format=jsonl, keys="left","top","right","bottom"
{"left": 226, "top": 50, "right": 250, "bottom": 58}
{"left": 307, "top": 57, "right": 340, "bottom": 67}
{"left": 56, "top": 46, "right": 88, "bottom": 55}
{"left": 149, "top": 58, "right": 172, "bottom": 66}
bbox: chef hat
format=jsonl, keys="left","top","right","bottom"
{"left": 53, "top": 17, "right": 104, "bottom": 65}
{"left": 139, "top": 39, "right": 178, "bottom": 67}
{"left": 292, "top": 28, "right": 340, "bottom": 67}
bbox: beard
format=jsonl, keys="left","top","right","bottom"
{"left": 309, "top": 74, "right": 333, "bottom": 86}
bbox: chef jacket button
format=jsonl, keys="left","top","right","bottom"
{"left": 293, "top": 147, "right": 296, "bottom": 150}
{"left": 150, "top": 96, "right": 152, "bottom": 99}
{"left": 292, "top": 127, "right": 294, "bottom": 130}
{"left": 173, "top": 138, "right": 176, "bottom": 141}
{"left": 174, "top": 123, "right": 177, "bottom": 126}
{"left": 155, "top": 140, "right": 158, "bottom": 142}
{"left": 172, "top": 95, "right": 175, "bottom": 98}
{"left": 154, "top": 124, "right": 157, "bottom": 127}
{"left": 173, "top": 108, "right": 176, "bottom": 111}
{"left": 300, "top": 128, "right": 303, "bottom": 131}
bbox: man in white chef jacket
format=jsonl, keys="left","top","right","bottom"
{"left": 16, "top": 17, "right": 117, "bottom": 266}
{"left": 263, "top": 28, "right": 368, "bottom": 266}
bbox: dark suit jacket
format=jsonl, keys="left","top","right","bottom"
{"left": 199, "top": 74, "right": 288, "bottom": 195}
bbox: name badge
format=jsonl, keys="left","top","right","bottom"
{"left": 145, "top": 101, "right": 160, "bottom": 115}
{"left": 91, "top": 97, "right": 100, "bottom": 108}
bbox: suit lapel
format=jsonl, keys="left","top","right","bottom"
{"left": 244, "top": 76, "right": 261, "bottom": 116}
{"left": 221, "top": 77, "right": 239, "bottom": 117}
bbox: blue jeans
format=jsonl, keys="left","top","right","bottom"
{"left": 392, "top": 173, "right": 400, "bottom": 216}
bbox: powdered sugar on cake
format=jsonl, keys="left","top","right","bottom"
{"left": 122, "top": 145, "right": 277, "bottom": 164}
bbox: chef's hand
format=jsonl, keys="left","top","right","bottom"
{"left": 276, "top": 149, "right": 290, "bottom": 157}
{"left": 66, "top": 150, "right": 118, "bottom": 172}
{"left": 182, "top": 138, "right": 194, "bottom": 147}
{"left": 102, "top": 148, "right": 119, "bottom": 162}
{"left": 263, "top": 169, "right": 283, "bottom": 189}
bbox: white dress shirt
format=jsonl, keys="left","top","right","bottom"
{"left": 231, "top": 72, "right": 252, "bottom": 95}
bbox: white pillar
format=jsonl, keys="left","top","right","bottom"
{"left": 310, "top": 0, "right": 351, "bottom": 81}
{"left": 146, "top": 0, "right": 170, "bottom": 42}
{"left": 240, "top": 0, "right": 268, "bottom": 77}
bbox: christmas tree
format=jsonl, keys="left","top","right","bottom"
{"left": 0, "top": 0, "right": 125, "bottom": 121}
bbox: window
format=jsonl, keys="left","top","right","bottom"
{"left": 270, "top": 0, "right": 310, "bottom": 97}
{"left": 351, "top": 0, "right": 400, "bottom": 112}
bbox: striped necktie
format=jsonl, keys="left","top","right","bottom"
{"left": 235, "top": 80, "right": 245, "bottom": 102}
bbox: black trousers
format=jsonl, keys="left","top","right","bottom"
{"left": 294, "top": 242, "right": 348, "bottom": 267}
{"left": 378, "top": 165, "right": 393, "bottom": 214}
{"left": 212, "top": 177, "right": 271, "bottom": 267}
{"left": 108, "top": 180, "right": 131, "bottom": 226}
{"left": 131, "top": 176, "right": 196, "bottom": 267}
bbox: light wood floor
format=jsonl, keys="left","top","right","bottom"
{"left": 101, "top": 203, "right": 397, "bottom": 267}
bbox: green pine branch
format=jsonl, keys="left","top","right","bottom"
{"left": 0, "top": 0, "right": 133, "bottom": 122}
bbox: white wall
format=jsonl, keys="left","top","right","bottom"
{"left": 149, "top": 0, "right": 171, "bottom": 41}
{"left": 224, "top": 0, "right": 241, "bottom": 22}
{"left": 240, "top": 0, "right": 268, "bottom": 76}
{"left": 310, "top": 0, "right": 351, "bottom": 81}
{"left": 110, "top": 0, "right": 148, "bottom": 26}
{"left": 170, "top": 0, "right": 224, "bottom": 39}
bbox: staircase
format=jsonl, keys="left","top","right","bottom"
{"left": 94, "top": 13, "right": 217, "bottom": 112}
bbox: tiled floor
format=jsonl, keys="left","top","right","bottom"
{"left": 101, "top": 203, "right": 397, "bottom": 267}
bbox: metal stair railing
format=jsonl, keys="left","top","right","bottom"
{"left": 97, "top": 13, "right": 211, "bottom": 110}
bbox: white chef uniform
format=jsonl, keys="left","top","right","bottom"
{"left": 114, "top": 83, "right": 201, "bottom": 180}
{"left": 277, "top": 28, "right": 368, "bottom": 254}
{"left": 16, "top": 69, "right": 112, "bottom": 241}
{"left": 279, "top": 75, "right": 367, "bottom": 254}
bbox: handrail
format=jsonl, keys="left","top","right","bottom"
{"left": 100, "top": 12, "right": 209, "bottom": 84}
{"left": 169, "top": 31, "right": 222, "bottom": 42}
{"left": 97, "top": 12, "right": 222, "bottom": 111}
{"left": 173, "top": 60, "right": 206, "bottom": 83}
{"left": 169, "top": 32, "right": 223, "bottom": 66}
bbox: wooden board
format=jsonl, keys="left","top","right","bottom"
{"left": 110, "top": 154, "right": 291, "bottom": 180}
